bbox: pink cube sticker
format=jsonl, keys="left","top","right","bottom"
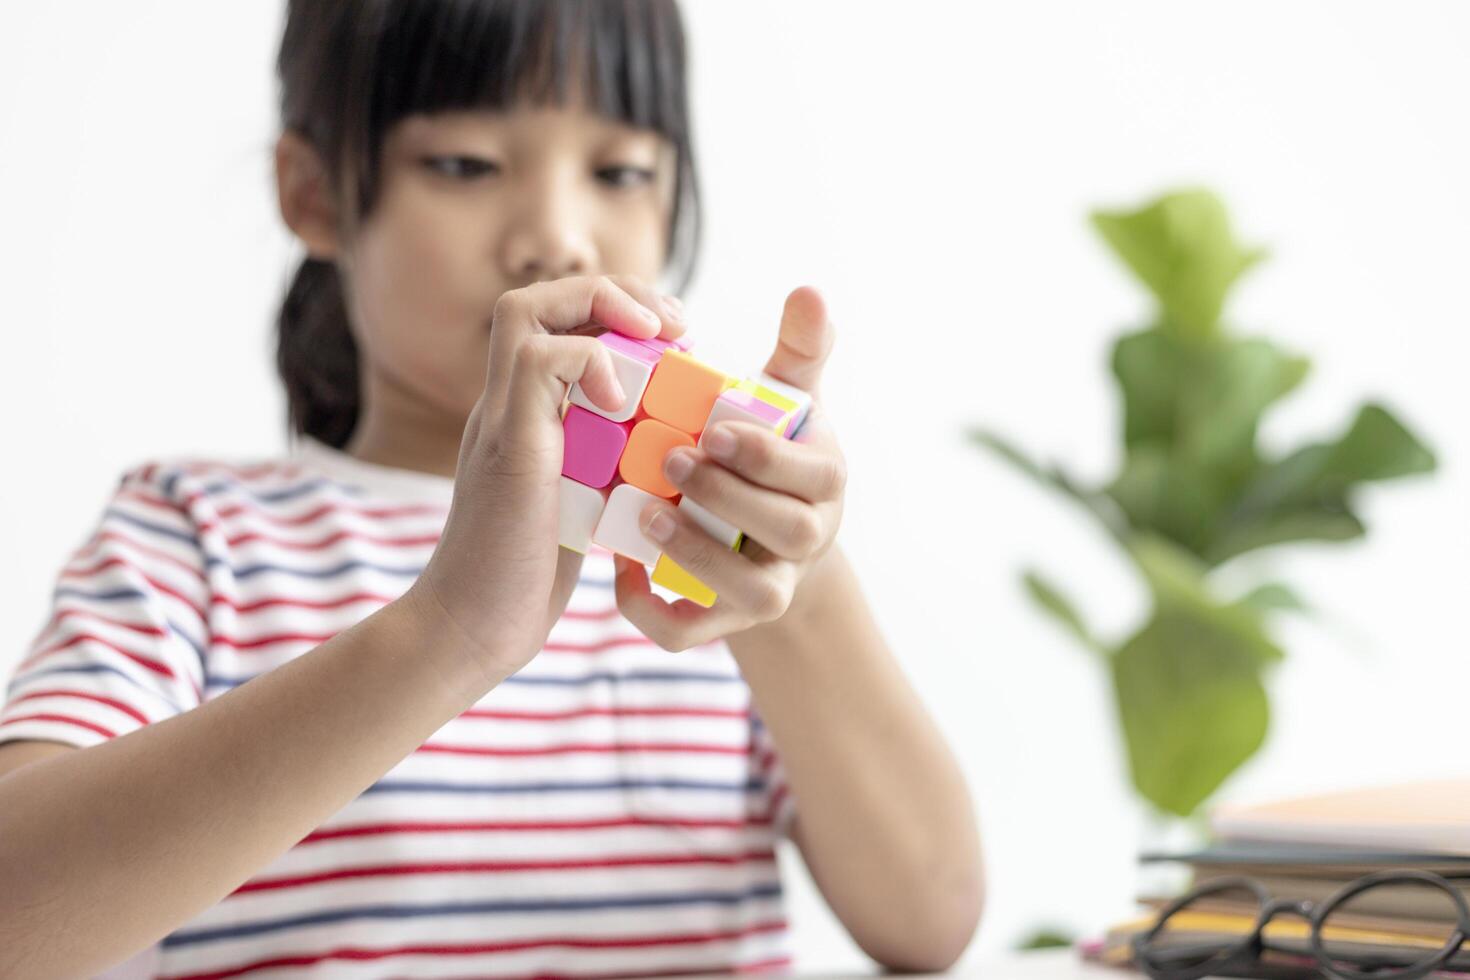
{"left": 561, "top": 405, "right": 631, "bottom": 489}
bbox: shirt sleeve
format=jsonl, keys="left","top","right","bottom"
{"left": 0, "top": 462, "right": 210, "bottom": 748}
{"left": 749, "top": 703, "right": 797, "bottom": 840}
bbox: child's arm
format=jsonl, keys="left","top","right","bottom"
{"left": 728, "top": 545, "right": 984, "bottom": 972}
{"left": 0, "top": 588, "right": 495, "bottom": 978}
{"left": 610, "top": 287, "right": 983, "bottom": 969}
{"left": 0, "top": 275, "right": 684, "bottom": 979}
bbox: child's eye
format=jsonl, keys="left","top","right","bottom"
{"left": 596, "top": 165, "right": 656, "bottom": 189}
{"left": 422, "top": 155, "right": 501, "bottom": 180}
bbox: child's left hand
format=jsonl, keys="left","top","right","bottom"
{"left": 613, "top": 286, "right": 846, "bottom": 651}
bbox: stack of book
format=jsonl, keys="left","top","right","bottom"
{"left": 1090, "top": 780, "right": 1470, "bottom": 978}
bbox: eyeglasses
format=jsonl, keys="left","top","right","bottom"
{"left": 1133, "top": 870, "right": 1470, "bottom": 980}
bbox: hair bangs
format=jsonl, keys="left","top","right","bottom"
{"left": 363, "top": 1, "right": 688, "bottom": 172}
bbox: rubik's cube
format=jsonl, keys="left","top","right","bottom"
{"left": 558, "top": 331, "right": 811, "bottom": 607}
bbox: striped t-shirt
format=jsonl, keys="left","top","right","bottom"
{"left": 0, "top": 435, "right": 796, "bottom": 979}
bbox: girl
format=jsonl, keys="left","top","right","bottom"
{"left": 0, "top": 2, "right": 982, "bottom": 977}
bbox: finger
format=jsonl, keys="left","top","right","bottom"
{"left": 696, "top": 418, "right": 846, "bottom": 503}
{"left": 660, "top": 446, "right": 827, "bottom": 561}
{"left": 500, "top": 333, "right": 626, "bottom": 452}
{"left": 637, "top": 498, "right": 796, "bottom": 621}
{"left": 486, "top": 276, "right": 663, "bottom": 420}
{"left": 761, "top": 286, "right": 835, "bottom": 398}
{"left": 612, "top": 555, "right": 729, "bottom": 652}
{"left": 602, "top": 274, "right": 687, "bottom": 342}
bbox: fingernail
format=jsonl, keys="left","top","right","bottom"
{"left": 704, "top": 426, "right": 735, "bottom": 460}
{"left": 645, "top": 508, "right": 676, "bottom": 543}
{"left": 638, "top": 304, "right": 661, "bottom": 327}
{"left": 663, "top": 294, "right": 685, "bottom": 320}
{"left": 664, "top": 448, "right": 694, "bottom": 483}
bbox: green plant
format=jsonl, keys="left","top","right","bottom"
{"left": 969, "top": 187, "right": 1436, "bottom": 818}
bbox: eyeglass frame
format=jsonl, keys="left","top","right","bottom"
{"left": 1132, "top": 869, "right": 1470, "bottom": 980}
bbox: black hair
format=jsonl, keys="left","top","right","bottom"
{"left": 274, "top": 0, "right": 701, "bottom": 448}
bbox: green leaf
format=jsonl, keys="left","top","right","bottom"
{"left": 1210, "top": 403, "right": 1435, "bottom": 563}
{"left": 1092, "top": 189, "right": 1267, "bottom": 339}
{"left": 1016, "top": 928, "right": 1075, "bottom": 951}
{"left": 1113, "top": 607, "right": 1271, "bottom": 817}
{"left": 1108, "top": 332, "right": 1310, "bottom": 559}
{"left": 1183, "top": 337, "right": 1309, "bottom": 472}
{"left": 1111, "top": 331, "right": 1185, "bottom": 451}
{"left": 1211, "top": 507, "right": 1366, "bottom": 564}
{"left": 1106, "top": 447, "right": 1226, "bottom": 559}
{"left": 1023, "top": 570, "right": 1105, "bottom": 657}
{"left": 965, "top": 427, "right": 1130, "bottom": 541}
{"left": 1233, "top": 583, "right": 1308, "bottom": 616}
{"left": 1324, "top": 403, "right": 1437, "bottom": 482}
{"left": 1126, "top": 534, "right": 1284, "bottom": 667}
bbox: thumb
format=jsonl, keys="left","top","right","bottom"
{"left": 761, "top": 286, "right": 835, "bottom": 397}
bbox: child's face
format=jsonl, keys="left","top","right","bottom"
{"left": 340, "top": 101, "right": 677, "bottom": 424}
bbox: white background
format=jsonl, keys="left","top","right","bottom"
{"left": 2, "top": 1, "right": 1468, "bottom": 971}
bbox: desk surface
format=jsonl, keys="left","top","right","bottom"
{"left": 956, "top": 950, "right": 1124, "bottom": 977}
{"left": 683, "top": 949, "right": 1127, "bottom": 978}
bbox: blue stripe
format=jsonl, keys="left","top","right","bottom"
{"left": 149, "top": 468, "right": 369, "bottom": 506}
{"left": 4, "top": 664, "right": 187, "bottom": 714}
{"left": 222, "top": 558, "right": 430, "bottom": 580}
{"left": 161, "top": 882, "right": 785, "bottom": 948}
{"left": 205, "top": 669, "right": 744, "bottom": 690}
{"left": 361, "top": 776, "right": 767, "bottom": 796}
{"left": 40, "top": 588, "right": 207, "bottom": 684}
{"left": 54, "top": 585, "right": 153, "bottom": 604}
{"left": 193, "top": 475, "right": 369, "bottom": 505}
{"left": 103, "top": 508, "right": 199, "bottom": 548}
{"left": 105, "top": 497, "right": 619, "bottom": 591}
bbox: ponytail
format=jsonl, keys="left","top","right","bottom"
{"left": 275, "top": 256, "right": 360, "bottom": 449}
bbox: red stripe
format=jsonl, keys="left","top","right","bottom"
{"left": 62, "top": 548, "right": 208, "bottom": 621}
{"left": 77, "top": 529, "right": 208, "bottom": 590}
{"left": 230, "top": 849, "right": 778, "bottom": 895}
{"left": 300, "top": 814, "right": 773, "bottom": 844}
{"left": 766, "top": 784, "right": 791, "bottom": 825}
{"left": 160, "top": 919, "right": 790, "bottom": 980}
{"left": 21, "top": 630, "right": 180, "bottom": 682}
{"left": 114, "top": 488, "right": 191, "bottom": 522}
{"left": 206, "top": 594, "right": 632, "bottom": 627}
{"left": 45, "top": 607, "right": 166, "bottom": 640}
{"left": 457, "top": 705, "right": 750, "bottom": 722}
{"left": 182, "top": 474, "right": 448, "bottom": 519}
{"left": 542, "top": 635, "right": 659, "bottom": 654}
{"left": 176, "top": 460, "right": 302, "bottom": 482}
{"left": 218, "top": 528, "right": 442, "bottom": 552}
{"left": 123, "top": 487, "right": 447, "bottom": 530}
{"left": 4, "top": 689, "right": 150, "bottom": 726}
{"left": 0, "top": 712, "right": 115, "bottom": 739}
{"left": 222, "top": 591, "right": 397, "bottom": 615}
{"left": 416, "top": 741, "right": 747, "bottom": 758}
{"left": 562, "top": 606, "right": 624, "bottom": 621}
{"left": 212, "top": 630, "right": 663, "bottom": 655}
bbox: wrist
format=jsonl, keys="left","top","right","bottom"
{"left": 728, "top": 544, "right": 846, "bottom": 659}
{"left": 392, "top": 582, "right": 519, "bottom": 707}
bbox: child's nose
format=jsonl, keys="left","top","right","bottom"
{"left": 502, "top": 196, "right": 596, "bottom": 282}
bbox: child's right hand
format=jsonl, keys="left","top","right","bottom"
{"left": 404, "top": 275, "right": 685, "bottom": 685}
